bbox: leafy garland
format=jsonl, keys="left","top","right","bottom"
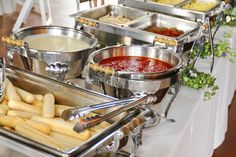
{"left": 180, "top": 32, "right": 235, "bottom": 100}
{"left": 177, "top": 9, "right": 236, "bottom": 100}
{"left": 223, "top": 8, "right": 236, "bottom": 26}
{"left": 180, "top": 65, "right": 219, "bottom": 100}
{"left": 190, "top": 32, "right": 236, "bottom": 62}
{"left": 181, "top": 29, "right": 236, "bottom": 100}
{"left": 181, "top": 6, "right": 236, "bottom": 100}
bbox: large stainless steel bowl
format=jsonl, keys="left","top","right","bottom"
{"left": 8, "top": 26, "right": 97, "bottom": 80}
{"left": 85, "top": 45, "right": 183, "bottom": 99}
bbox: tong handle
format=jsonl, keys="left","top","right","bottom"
{"left": 73, "top": 94, "right": 157, "bottom": 132}
{"left": 61, "top": 97, "right": 136, "bottom": 120}
{"left": 0, "top": 58, "right": 6, "bottom": 102}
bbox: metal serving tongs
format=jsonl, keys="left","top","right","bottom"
{"left": 62, "top": 93, "right": 157, "bottom": 133}
{"left": 0, "top": 58, "right": 6, "bottom": 102}
{"left": 61, "top": 97, "right": 137, "bottom": 121}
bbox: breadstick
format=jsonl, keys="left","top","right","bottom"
{"left": 49, "top": 134, "right": 71, "bottom": 150}
{"left": 32, "top": 100, "right": 43, "bottom": 108}
{"left": 98, "top": 121, "right": 111, "bottom": 129}
{"left": 15, "top": 124, "right": 62, "bottom": 150}
{"left": 31, "top": 116, "right": 91, "bottom": 141}
{"left": 89, "top": 125, "right": 104, "bottom": 133}
{"left": 0, "top": 104, "right": 9, "bottom": 111}
{"left": 8, "top": 100, "right": 42, "bottom": 114}
{"left": 4, "top": 95, "right": 8, "bottom": 101}
{"left": 0, "top": 106, "right": 7, "bottom": 115}
{"left": 0, "top": 115, "right": 25, "bottom": 128}
{"left": 1, "top": 99, "right": 8, "bottom": 105}
{"left": 55, "top": 105, "right": 72, "bottom": 117}
{"left": 7, "top": 110, "right": 40, "bottom": 119}
{"left": 34, "top": 94, "right": 43, "bottom": 101}
{"left": 50, "top": 132, "right": 84, "bottom": 148}
{"left": 6, "top": 79, "right": 21, "bottom": 101}
{"left": 90, "top": 130, "right": 97, "bottom": 137}
{"left": 43, "top": 94, "right": 55, "bottom": 118}
{"left": 26, "top": 120, "right": 51, "bottom": 135}
{"left": 0, "top": 105, "right": 8, "bottom": 115}
{"left": 15, "top": 87, "right": 35, "bottom": 104}
{"left": 3, "top": 126, "right": 13, "bottom": 131}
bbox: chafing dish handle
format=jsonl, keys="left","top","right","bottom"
{"left": 0, "top": 58, "right": 6, "bottom": 102}
{"left": 153, "top": 37, "right": 177, "bottom": 47}
{"left": 2, "top": 36, "right": 32, "bottom": 70}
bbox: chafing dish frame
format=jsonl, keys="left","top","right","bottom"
{"left": 119, "top": 0, "right": 227, "bottom": 23}
{"left": 75, "top": 5, "right": 201, "bottom": 52}
{"left": 0, "top": 65, "right": 150, "bottom": 157}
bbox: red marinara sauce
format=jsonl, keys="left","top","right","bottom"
{"left": 143, "top": 26, "right": 184, "bottom": 37}
{"left": 98, "top": 56, "right": 173, "bottom": 73}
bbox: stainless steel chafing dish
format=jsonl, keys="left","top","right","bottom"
{"left": 75, "top": 4, "right": 201, "bottom": 52}
{"left": 117, "top": 0, "right": 230, "bottom": 72}
{"left": 119, "top": 0, "right": 228, "bottom": 22}
{"left": 84, "top": 45, "right": 183, "bottom": 99}
{"left": 0, "top": 63, "right": 154, "bottom": 157}
{"left": 2, "top": 26, "right": 97, "bottom": 81}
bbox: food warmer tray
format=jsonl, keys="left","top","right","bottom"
{"left": 118, "top": 0, "right": 226, "bottom": 23}
{"left": 75, "top": 5, "right": 200, "bottom": 51}
{"left": 0, "top": 65, "right": 147, "bottom": 157}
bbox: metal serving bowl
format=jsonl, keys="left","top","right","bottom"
{"left": 4, "top": 26, "right": 97, "bottom": 80}
{"left": 85, "top": 45, "right": 183, "bottom": 99}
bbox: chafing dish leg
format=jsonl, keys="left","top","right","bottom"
{"left": 164, "top": 81, "right": 181, "bottom": 119}
{"left": 130, "top": 126, "right": 143, "bottom": 157}
{"left": 206, "top": 17, "right": 215, "bottom": 73}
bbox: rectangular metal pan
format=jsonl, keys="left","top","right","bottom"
{"left": 128, "top": 13, "right": 199, "bottom": 40}
{"left": 118, "top": 0, "right": 224, "bottom": 22}
{"left": 75, "top": 6, "right": 200, "bottom": 49}
{"left": 146, "top": 0, "right": 189, "bottom": 7}
{"left": 0, "top": 65, "right": 139, "bottom": 157}
{"left": 177, "top": 0, "right": 221, "bottom": 13}
{"left": 78, "top": 4, "right": 149, "bottom": 26}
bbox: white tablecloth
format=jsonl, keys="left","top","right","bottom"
{"left": 0, "top": 26, "right": 235, "bottom": 157}
{"left": 137, "top": 26, "right": 236, "bottom": 157}
{"left": 138, "top": 58, "right": 236, "bottom": 157}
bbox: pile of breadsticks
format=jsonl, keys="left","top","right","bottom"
{"left": 0, "top": 79, "right": 111, "bottom": 150}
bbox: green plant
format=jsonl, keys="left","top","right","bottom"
{"left": 223, "top": 8, "right": 236, "bottom": 26}
{"left": 190, "top": 33, "right": 236, "bottom": 62}
{"left": 180, "top": 65, "right": 219, "bottom": 100}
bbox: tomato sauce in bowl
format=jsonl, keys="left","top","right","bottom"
{"left": 98, "top": 56, "right": 173, "bottom": 73}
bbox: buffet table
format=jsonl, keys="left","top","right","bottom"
{"left": 1, "top": 54, "right": 235, "bottom": 157}
{"left": 137, "top": 26, "right": 236, "bottom": 157}
{"left": 138, "top": 58, "right": 236, "bottom": 157}
{"left": 0, "top": 16, "right": 236, "bottom": 157}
